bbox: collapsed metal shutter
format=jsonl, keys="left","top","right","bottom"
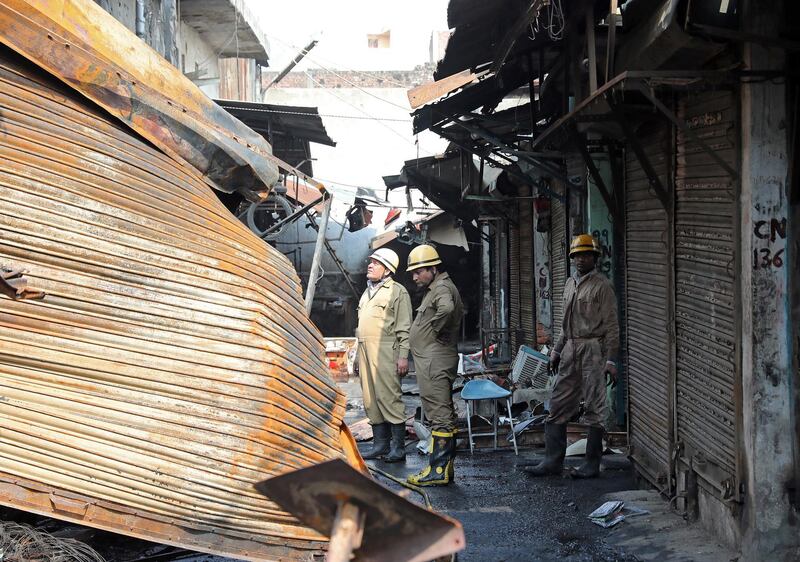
{"left": 519, "top": 197, "right": 536, "bottom": 345}
{"left": 550, "top": 181, "right": 568, "bottom": 343}
{"left": 625, "top": 120, "right": 673, "bottom": 487}
{"left": 0, "top": 49, "right": 343, "bottom": 559}
{"left": 675, "top": 90, "right": 740, "bottom": 497}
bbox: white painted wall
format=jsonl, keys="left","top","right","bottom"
{"left": 179, "top": 21, "right": 221, "bottom": 98}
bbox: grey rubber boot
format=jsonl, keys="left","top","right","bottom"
{"left": 523, "top": 423, "right": 567, "bottom": 476}
{"left": 384, "top": 423, "right": 407, "bottom": 463}
{"left": 362, "top": 423, "right": 390, "bottom": 460}
{"left": 571, "top": 425, "right": 604, "bottom": 478}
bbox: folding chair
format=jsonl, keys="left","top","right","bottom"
{"left": 461, "top": 379, "right": 518, "bottom": 455}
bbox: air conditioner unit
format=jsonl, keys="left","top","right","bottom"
{"left": 510, "top": 345, "right": 551, "bottom": 389}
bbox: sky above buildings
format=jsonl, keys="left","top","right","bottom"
{"left": 253, "top": 0, "right": 450, "bottom": 72}
{"left": 252, "top": 0, "right": 452, "bottom": 215}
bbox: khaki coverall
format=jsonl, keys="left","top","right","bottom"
{"left": 549, "top": 270, "right": 619, "bottom": 428}
{"left": 409, "top": 272, "right": 463, "bottom": 432}
{"left": 356, "top": 278, "right": 413, "bottom": 425}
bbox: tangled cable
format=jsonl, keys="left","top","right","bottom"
{"left": 0, "top": 521, "right": 105, "bottom": 562}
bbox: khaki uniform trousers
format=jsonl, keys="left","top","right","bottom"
{"left": 358, "top": 339, "right": 406, "bottom": 424}
{"left": 357, "top": 279, "right": 411, "bottom": 425}
{"left": 413, "top": 353, "right": 458, "bottom": 432}
{"left": 547, "top": 337, "right": 607, "bottom": 428}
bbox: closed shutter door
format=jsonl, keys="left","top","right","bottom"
{"left": 509, "top": 220, "right": 521, "bottom": 352}
{"left": 675, "top": 91, "right": 739, "bottom": 496}
{"left": 519, "top": 197, "right": 535, "bottom": 346}
{"left": 550, "top": 181, "right": 568, "bottom": 343}
{"left": 625, "top": 121, "right": 673, "bottom": 486}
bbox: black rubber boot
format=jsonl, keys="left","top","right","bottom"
{"left": 571, "top": 426, "right": 604, "bottom": 479}
{"left": 523, "top": 423, "right": 567, "bottom": 476}
{"left": 407, "top": 430, "right": 455, "bottom": 486}
{"left": 362, "top": 423, "right": 390, "bottom": 460}
{"left": 384, "top": 423, "right": 407, "bottom": 463}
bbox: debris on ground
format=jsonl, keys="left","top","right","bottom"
{"left": 588, "top": 501, "right": 650, "bottom": 528}
{"left": 0, "top": 521, "right": 105, "bottom": 562}
{"left": 348, "top": 418, "right": 374, "bottom": 441}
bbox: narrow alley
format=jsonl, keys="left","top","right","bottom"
{"left": 0, "top": 1, "right": 798, "bottom": 562}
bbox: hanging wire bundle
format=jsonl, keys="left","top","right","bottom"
{"left": 0, "top": 521, "right": 106, "bottom": 562}
{"left": 529, "top": 0, "right": 565, "bottom": 42}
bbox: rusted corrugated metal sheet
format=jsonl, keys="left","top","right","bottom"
{"left": 0, "top": 0, "right": 280, "bottom": 197}
{"left": 675, "top": 90, "right": 740, "bottom": 498}
{"left": 624, "top": 120, "right": 673, "bottom": 488}
{"left": 0, "top": 46, "right": 350, "bottom": 560}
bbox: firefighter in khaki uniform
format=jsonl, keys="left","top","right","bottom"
{"left": 357, "top": 248, "right": 413, "bottom": 463}
{"left": 405, "top": 244, "right": 463, "bottom": 486}
{"left": 525, "top": 234, "right": 619, "bottom": 479}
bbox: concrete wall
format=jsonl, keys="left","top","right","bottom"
{"left": 740, "top": 1, "right": 799, "bottom": 559}
{"left": 95, "top": 0, "right": 136, "bottom": 32}
{"left": 533, "top": 211, "right": 551, "bottom": 343}
{"left": 180, "top": 21, "right": 221, "bottom": 98}
{"left": 96, "top": 0, "right": 177, "bottom": 65}
{"left": 586, "top": 155, "right": 616, "bottom": 284}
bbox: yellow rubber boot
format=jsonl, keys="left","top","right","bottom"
{"left": 407, "top": 430, "right": 455, "bottom": 487}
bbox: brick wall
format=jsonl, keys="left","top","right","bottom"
{"left": 261, "top": 64, "right": 435, "bottom": 90}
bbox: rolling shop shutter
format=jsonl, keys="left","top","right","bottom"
{"left": 624, "top": 120, "right": 673, "bottom": 487}
{"left": 674, "top": 90, "right": 740, "bottom": 497}
{"left": 519, "top": 197, "right": 536, "bottom": 346}
{"left": 509, "top": 216, "right": 521, "bottom": 351}
{"left": 550, "top": 180, "right": 568, "bottom": 343}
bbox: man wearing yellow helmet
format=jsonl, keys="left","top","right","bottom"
{"left": 405, "top": 244, "right": 464, "bottom": 486}
{"left": 356, "top": 247, "right": 413, "bottom": 463}
{"left": 524, "top": 234, "right": 619, "bottom": 479}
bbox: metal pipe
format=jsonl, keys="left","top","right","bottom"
{"left": 135, "top": 0, "right": 146, "bottom": 39}
{"left": 258, "top": 195, "right": 324, "bottom": 238}
{"left": 305, "top": 194, "right": 332, "bottom": 315}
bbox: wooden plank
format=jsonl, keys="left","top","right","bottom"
{"left": 407, "top": 70, "right": 476, "bottom": 109}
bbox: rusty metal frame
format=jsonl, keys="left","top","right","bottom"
{"left": 0, "top": 0, "right": 325, "bottom": 198}
{"left": 608, "top": 100, "right": 671, "bottom": 210}
{"left": 629, "top": 81, "right": 739, "bottom": 179}
{"left": 431, "top": 125, "right": 565, "bottom": 204}
{"left": 568, "top": 125, "right": 621, "bottom": 223}
{"left": 0, "top": 473, "right": 327, "bottom": 561}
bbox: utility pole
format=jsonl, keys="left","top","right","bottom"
{"left": 262, "top": 39, "right": 318, "bottom": 94}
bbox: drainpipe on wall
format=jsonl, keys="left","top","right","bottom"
{"left": 135, "top": 0, "right": 146, "bottom": 39}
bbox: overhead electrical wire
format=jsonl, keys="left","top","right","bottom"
{"left": 302, "top": 70, "right": 436, "bottom": 155}
{"left": 265, "top": 31, "right": 411, "bottom": 89}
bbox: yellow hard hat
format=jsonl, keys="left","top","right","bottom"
{"left": 406, "top": 244, "right": 442, "bottom": 271}
{"left": 369, "top": 247, "right": 400, "bottom": 274}
{"left": 569, "top": 234, "right": 601, "bottom": 257}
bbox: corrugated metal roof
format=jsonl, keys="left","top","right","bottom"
{"left": 216, "top": 100, "right": 336, "bottom": 148}
{"left": 0, "top": 44, "right": 348, "bottom": 560}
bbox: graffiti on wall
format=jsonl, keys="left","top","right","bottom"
{"left": 592, "top": 228, "right": 613, "bottom": 277}
{"left": 752, "top": 217, "right": 786, "bottom": 269}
